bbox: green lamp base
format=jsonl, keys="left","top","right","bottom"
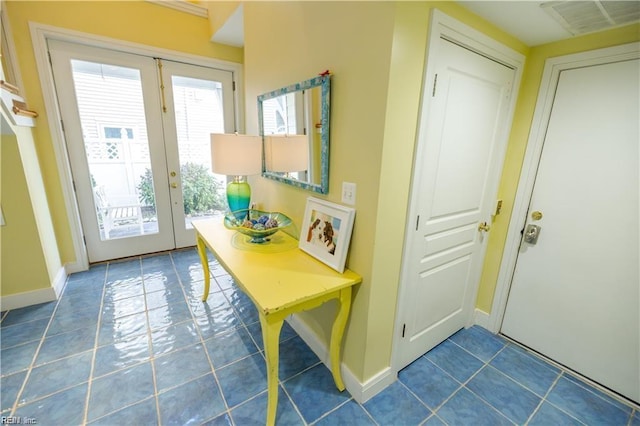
{"left": 227, "top": 180, "right": 251, "bottom": 218}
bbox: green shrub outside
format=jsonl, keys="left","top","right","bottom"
{"left": 138, "top": 163, "right": 226, "bottom": 215}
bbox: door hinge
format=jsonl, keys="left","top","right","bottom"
{"left": 415, "top": 215, "right": 420, "bottom": 231}
{"left": 72, "top": 180, "right": 76, "bottom": 192}
{"left": 402, "top": 323, "right": 406, "bottom": 338}
{"left": 432, "top": 74, "right": 438, "bottom": 97}
{"left": 60, "top": 119, "right": 65, "bottom": 132}
{"left": 82, "top": 235, "right": 87, "bottom": 246}
{"left": 155, "top": 58, "right": 168, "bottom": 113}
{"left": 47, "top": 51, "right": 52, "bottom": 65}
{"left": 232, "top": 81, "right": 236, "bottom": 91}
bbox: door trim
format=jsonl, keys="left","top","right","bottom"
{"left": 29, "top": 22, "right": 244, "bottom": 271}
{"left": 488, "top": 41, "right": 640, "bottom": 333}
{"left": 390, "top": 9, "right": 525, "bottom": 375}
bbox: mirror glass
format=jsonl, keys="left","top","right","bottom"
{"left": 258, "top": 75, "right": 330, "bottom": 193}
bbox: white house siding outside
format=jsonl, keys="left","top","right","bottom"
{"left": 72, "top": 60, "right": 227, "bottom": 238}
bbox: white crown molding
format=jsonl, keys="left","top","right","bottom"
{"left": 145, "top": 0, "right": 208, "bottom": 18}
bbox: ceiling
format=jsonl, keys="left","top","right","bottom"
{"left": 458, "top": 1, "right": 574, "bottom": 45}
{"left": 459, "top": 0, "right": 640, "bottom": 46}
{"left": 211, "top": 1, "right": 640, "bottom": 48}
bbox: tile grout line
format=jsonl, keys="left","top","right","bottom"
{"left": 8, "top": 270, "right": 74, "bottom": 418}
{"left": 523, "top": 371, "right": 588, "bottom": 426}
{"left": 277, "top": 355, "right": 314, "bottom": 426}
{"left": 169, "top": 249, "right": 233, "bottom": 424}
{"left": 501, "top": 333, "right": 639, "bottom": 413}
{"left": 429, "top": 338, "right": 517, "bottom": 425}
{"left": 139, "top": 256, "right": 164, "bottom": 426}
{"left": 81, "top": 258, "right": 127, "bottom": 425}
{"left": 455, "top": 341, "right": 518, "bottom": 425}
{"left": 209, "top": 248, "right": 314, "bottom": 424}
{"left": 454, "top": 336, "right": 583, "bottom": 424}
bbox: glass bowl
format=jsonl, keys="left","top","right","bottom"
{"left": 224, "top": 209, "right": 292, "bottom": 243}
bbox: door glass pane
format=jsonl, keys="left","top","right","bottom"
{"left": 70, "top": 59, "right": 159, "bottom": 240}
{"left": 171, "top": 75, "right": 227, "bottom": 229}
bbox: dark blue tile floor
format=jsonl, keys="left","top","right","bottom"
{"left": 1, "top": 248, "right": 638, "bottom": 425}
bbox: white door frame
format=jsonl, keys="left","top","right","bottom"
{"left": 488, "top": 42, "right": 640, "bottom": 332}
{"left": 391, "top": 9, "right": 524, "bottom": 374}
{"left": 29, "top": 22, "right": 244, "bottom": 272}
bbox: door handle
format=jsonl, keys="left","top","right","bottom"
{"left": 478, "top": 222, "right": 491, "bottom": 232}
{"left": 170, "top": 182, "right": 178, "bottom": 189}
{"left": 523, "top": 224, "right": 541, "bottom": 244}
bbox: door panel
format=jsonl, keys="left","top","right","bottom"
{"left": 502, "top": 59, "right": 639, "bottom": 403}
{"left": 49, "top": 40, "right": 234, "bottom": 262}
{"left": 49, "top": 40, "right": 174, "bottom": 262}
{"left": 397, "top": 38, "right": 515, "bottom": 367}
{"left": 160, "top": 60, "right": 234, "bottom": 247}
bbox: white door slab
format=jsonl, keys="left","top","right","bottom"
{"left": 395, "top": 29, "right": 518, "bottom": 369}
{"left": 502, "top": 58, "right": 639, "bottom": 403}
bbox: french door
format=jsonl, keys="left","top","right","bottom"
{"left": 48, "top": 40, "right": 235, "bottom": 262}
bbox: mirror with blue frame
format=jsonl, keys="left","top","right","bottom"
{"left": 258, "top": 74, "right": 330, "bottom": 194}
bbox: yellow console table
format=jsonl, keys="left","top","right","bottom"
{"left": 193, "top": 220, "right": 362, "bottom": 425}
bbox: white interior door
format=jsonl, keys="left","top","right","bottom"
{"left": 49, "top": 40, "right": 235, "bottom": 262}
{"left": 396, "top": 36, "right": 516, "bottom": 368}
{"left": 501, "top": 58, "right": 639, "bottom": 403}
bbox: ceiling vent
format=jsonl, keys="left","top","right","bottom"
{"left": 541, "top": 1, "right": 640, "bottom": 35}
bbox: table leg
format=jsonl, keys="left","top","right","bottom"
{"left": 259, "top": 314, "right": 283, "bottom": 426}
{"left": 329, "top": 287, "right": 352, "bottom": 391}
{"left": 196, "top": 234, "right": 211, "bottom": 302}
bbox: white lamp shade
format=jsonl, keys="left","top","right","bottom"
{"left": 264, "top": 135, "right": 309, "bottom": 173}
{"left": 210, "top": 133, "right": 263, "bottom": 176}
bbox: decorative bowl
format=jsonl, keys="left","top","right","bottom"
{"left": 224, "top": 209, "right": 292, "bottom": 243}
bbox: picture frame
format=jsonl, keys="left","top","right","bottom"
{"left": 299, "top": 197, "right": 355, "bottom": 273}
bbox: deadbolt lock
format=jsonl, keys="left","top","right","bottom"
{"left": 524, "top": 224, "right": 541, "bottom": 244}
{"left": 170, "top": 171, "right": 177, "bottom": 177}
{"left": 531, "top": 211, "right": 543, "bottom": 221}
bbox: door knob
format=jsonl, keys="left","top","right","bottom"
{"left": 478, "top": 222, "right": 491, "bottom": 232}
{"left": 170, "top": 182, "right": 178, "bottom": 189}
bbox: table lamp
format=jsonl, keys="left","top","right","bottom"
{"left": 264, "top": 134, "right": 309, "bottom": 177}
{"left": 210, "top": 133, "right": 263, "bottom": 213}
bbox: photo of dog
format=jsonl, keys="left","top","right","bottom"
{"left": 299, "top": 197, "right": 355, "bottom": 273}
{"left": 306, "top": 211, "right": 339, "bottom": 255}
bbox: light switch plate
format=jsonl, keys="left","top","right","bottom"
{"left": 342, "top": 182, "right": 356, "bottom": 205}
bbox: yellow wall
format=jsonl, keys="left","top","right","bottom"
{"left": 243, "top": 1, "right": 527, "bottom": 382}
{"left": 244, "top": 1, "right": 395, "bottom": 381}
{"left": 6, "top": 0, "right": 639, "bottom": 385}
{"left": 205, "top": 1, "right": 241, "bottom": 39}
{"left": 5, "top": 0, "right": 243, "bottom": 265}
{"left": 1, "top": 130, "right": 50, "bottom": 294}
{"left": 475, "top": 23, "right": 640, "bottom": 312}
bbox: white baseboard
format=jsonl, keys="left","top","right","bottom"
{"left": 0, "top": 266, "right": 65, "bottom": 311}
{"left": 473, "top": 308, "right": 492, "bottom": 331}
{"left": 356, "top": 366, "right": 396, "bottom": 404}
{"left": 0, "top": 285, "right": 57, "bottom": 311}
{"left": 52, "top": 265, "right": 67, "bottom": 298}
{"left": 286, "top": 314, "right": 396, "bottom": 404}
{"left": 64, "top": 260, "right": 87, "bottom": 275}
